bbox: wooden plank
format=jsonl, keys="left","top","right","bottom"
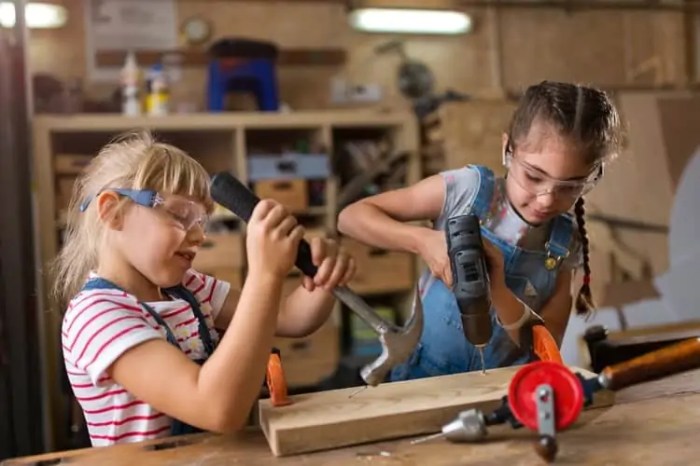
{"left": 607, "top": 320, "right": 700, "bottom": 344}
{"left": 95, "top": 48, "right": 346, "bottom": 68}
{"left": 258, "top": 365, "right": 613, "bottom": 456}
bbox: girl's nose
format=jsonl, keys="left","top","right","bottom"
{"left": 537, "top": 191, "right": 556, "bottom": 208}
{"left": 187, "top": 223, "right": 206, "bottom": 244}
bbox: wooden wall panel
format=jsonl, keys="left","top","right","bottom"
{"left": 26, "top": 2, "right": 690, "bottom": 111}
{"left": 28, "top": 0, "right": 86, "bottom": 82}
{"left": 584, "top": 91, "right": 700, "bottom": 282}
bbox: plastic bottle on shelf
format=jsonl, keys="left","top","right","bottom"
{"left": 145, "top": 63, "right": 170, "bottom": 116}
{"left": 120, "top": 51, "right": 141, "bottom": 116}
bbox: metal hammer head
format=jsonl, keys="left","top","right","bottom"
{"left": 360, "top": 286, "right": 424, "bottom": 386}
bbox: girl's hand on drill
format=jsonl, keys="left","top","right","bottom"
{"left": 420, "top": 229, "right": 453, "bottom": 288}
{"left": 246, "top": 200, "right": 305, "bottom": 280}
{"left": 482, "top": 238, "right": 506, "bottom": 290}
{"left": 302, "top": 237, "right": 356, "bottom": 292}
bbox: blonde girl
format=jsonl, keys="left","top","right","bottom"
{"left": 56, "top": 131, "right": 354, "bottom": 446}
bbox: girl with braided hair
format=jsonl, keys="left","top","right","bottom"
{"left": 338, "top": 80, "right": 623, "bottom": 380}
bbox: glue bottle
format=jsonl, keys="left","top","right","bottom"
{"left": 120, "top": 51, "right": 141, "bottom": 116}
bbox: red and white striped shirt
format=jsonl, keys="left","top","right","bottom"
{"left": 61, "top": 269, "right": 230, "bottom": 446}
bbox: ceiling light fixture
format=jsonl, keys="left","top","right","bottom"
{"left": 0, "top": 2, "right": 68, "bottom": 29}
{"left": 349, "top": 7, "right": 472, "bottom": 35}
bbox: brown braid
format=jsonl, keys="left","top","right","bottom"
{"left": 505, "top": 81, "right": 623, "bottom": 316}
{"left": 574, "top": 197, "right": 594, "bottom": 315}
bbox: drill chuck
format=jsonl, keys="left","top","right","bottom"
{"left": 446, "top": 215, "right": 493, "bottom": 347}
{"left": 441, "top": 409, "right": 488, "bottom": 442}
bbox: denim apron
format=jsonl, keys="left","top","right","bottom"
{"left": 81, "top": 277, "right": 216, "bottom": 436}
{"left": 391, "top": 165, "right": 574, "bottom": 381}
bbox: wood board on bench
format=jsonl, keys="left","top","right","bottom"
{"left": 258, "top": 364, "right": 614, "bottom": 456}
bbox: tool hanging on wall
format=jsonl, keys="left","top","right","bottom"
{"left": 412, "top": 337, "right": 700, "bottom": 462}
{"left": 374, "top": 40, "right": 468, "bottom": 119}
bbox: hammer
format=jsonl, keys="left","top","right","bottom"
{"left": 210, "top": 172, "right": 424, "bottom": 387}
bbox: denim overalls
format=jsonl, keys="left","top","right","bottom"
{"left": 81, "top": 277, "right": 216, "bottom": 436}
{"left": 391, "top": 165, "right": 574, "bottom": 381}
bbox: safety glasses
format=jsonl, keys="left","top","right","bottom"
{"left": 80, "top": 188, "right": 209, "bottom": 231}
{"left": 504, "top": 147, "right": 603, "bottom": 199}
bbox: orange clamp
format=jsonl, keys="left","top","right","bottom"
{"left": 266, "top": 349, "right": 293, "bottom": 407}
{"left": 532, "top": 324, "right": 564, "bottom": 365}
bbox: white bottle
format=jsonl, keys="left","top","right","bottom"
{"left": 121, "top": 51, "right": 141, "bottom": 116}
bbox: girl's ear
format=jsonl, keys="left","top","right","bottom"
{"left": 96, "top": 191, "right": 124, "bottom": 230}
{"left": 501, "top": 132, "right": 509, "bottom": 166}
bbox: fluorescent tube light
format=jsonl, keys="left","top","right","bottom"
{"left": 349, "top": 8, "right": 472, "bottom": 35}
{"left": 0, "top": 2, "right": 68, "bottom": 29}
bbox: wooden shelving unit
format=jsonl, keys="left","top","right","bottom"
{"left": 32, "top": 109, "right": 420, "bottom": 449}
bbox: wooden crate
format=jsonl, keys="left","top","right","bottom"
{"left": 254, "top": 179, "right": 308, "bottom": 213}
{"left": 341, "top": 237, "right": 414, "bottom": 294}
{"left": 274, "top": 273, "right": 340, "bottom": 388}
{"left": 193, "top": 233, "right": 245, "bottom": 270}
{"left": 54, "top": 154, "right": 93, "bottom": 175}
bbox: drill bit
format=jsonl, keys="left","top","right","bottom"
{"left": 478, "top": 347, "right": 486, "bottom": 375}
{"left": 347, "top": 385, "right": 367, "bottom": 399}
{"left": 410, "top": 432, "right": 445, "bottom": 445}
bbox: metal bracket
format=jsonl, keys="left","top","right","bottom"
{"left": 535, "top": 383, "right": 556, "bottom": 438}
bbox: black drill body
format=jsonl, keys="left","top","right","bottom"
{"left": 445, "top": 214, "right": 493, "bottom": 347}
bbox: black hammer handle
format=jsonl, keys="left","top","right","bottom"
{"left": 210, "top": 172, "right": 318, "bottom": 278}
{"left": 209, "top": 171, "right": 395, "bottom": 340}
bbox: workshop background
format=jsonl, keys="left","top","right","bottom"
{"left": 1, "top": 0, "right": 699, "bottom": 459}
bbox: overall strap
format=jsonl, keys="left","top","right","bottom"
{"left": 81, "top": 278, "right": 215, "bottom": 356}
{"left": 467, "top": 165, "right": 496, "bottom": 221}
{"left": 544, "top": 214, "right": 574, "bottom": 270}
{"left": 164, "top": 285, "right": 216, "bottom": 356}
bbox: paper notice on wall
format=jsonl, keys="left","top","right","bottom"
{"left": 85, "top": 0, "right": 177, "bottom": 82}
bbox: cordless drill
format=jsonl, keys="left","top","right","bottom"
{"left": 445, "top": 214, "right": 493, "bottom": 369}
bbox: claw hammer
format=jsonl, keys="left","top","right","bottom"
{"left": 210, "top": 172, "right": 424, "bottom": 389}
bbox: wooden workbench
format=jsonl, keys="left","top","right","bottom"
{"left": 5, "top": 369, "right": 700, "bottom": 466}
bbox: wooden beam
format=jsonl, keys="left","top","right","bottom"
{"left": 258, "top": 364, "right": 613, "bottom": 456}
{"left": 457, "top": 0, "right": 695, "bottom": 12}
{"left": 95, "top": 48, "right": 347, "bottom": 68}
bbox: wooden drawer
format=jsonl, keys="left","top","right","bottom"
{"left": 254, "top": 179, "right": 308, "bottom": 213}
{"left": 194, "top": 233, "right": 245, "bottom": 270}
{"left": 273, "top": 273, "right": 340, "bottom": 387}
{"left": 54, "top": 154, "right": 92, "bottom": 175}
{"left": 273, "top": 318, "right": 340, "bottom": 388}
{"left": 341, "top": 237, "right": 414, "bottom": 294}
